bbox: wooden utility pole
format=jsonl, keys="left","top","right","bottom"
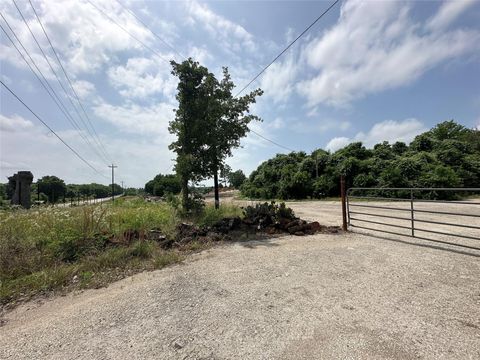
{"left": 108, "top": 164, "right": 117, "bottom": 203}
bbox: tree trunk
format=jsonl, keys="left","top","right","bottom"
{"left": 181, "top": 177, "right": 189, "bottom": 211}
{"left": 213, "top": 170, "right": 220, "bottom": 209}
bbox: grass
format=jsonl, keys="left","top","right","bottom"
{"left": 1, "top": 197, "right": 236, "bottom": 306}
{"left": 194, "top": 203, "right": 243, "bottom": 227}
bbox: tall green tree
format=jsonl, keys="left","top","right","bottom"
{"left": 202, "top": 67, "right": 263, "bottom": 208}
{"left": 169, "top": 59, "right": 212, "bottom": 210}
{"left": 169, "top": 58, "right": 263, "bottom": 210}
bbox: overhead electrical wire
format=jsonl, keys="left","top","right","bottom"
{"left": 232, "top": 0, "right": 340, "bottom": 152}
{"left": 27, "top": 0, "right": 112, "bottom": 163}
{"left": 114, "top": 0, "right": 185, "bottom": 61}
{"left": 85, "top": 0, "right": 171, "bottom": 65}
{"left": 12, "top": 0, "right": 111, "bottom": 164}
{"left": 0, "top": 80, "right": 109, "bottom": 178}
{"left": 0, "top": 15, "right": 108, "bottom": 165}
{"left": 234, "top": 0, "right": 340, "bottom": 98}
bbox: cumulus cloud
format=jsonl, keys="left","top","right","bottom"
{"left": 93, "top": 100, "right": 175, "bottom": 140}
{"left": 354, "top": 119, "right": 427, "bottom": 147}
{"left": 325, "top": 118, "right": 427, "bottom": 151}
{"left": 72, "top": 80, "right": 95, "bottom": 99}
{"left": 297, "top": 0, "right": 480, "bottom": 107}
{"left": 260, "top": 55, "right": 298, "bottom": 103}
{"left": 325, "top": 136, "right": 350, "bottom": 152}
{"left": 0, "top": 119, "right": 174, "bottom": 186}
{"left": 0, "top": 0, "right": 154, "bottom": 75}
{"left": 185, "top": 0, "right": 256, "bottom": 53}
{"left": 107, "top": 57, "right": 176, "bottom": 99}
{"left": 0, "top": 114, "right": 34, "bottom": 132}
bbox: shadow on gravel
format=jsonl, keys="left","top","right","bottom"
{"left": 360, "top": 232, "right": 480, "bottom": 258}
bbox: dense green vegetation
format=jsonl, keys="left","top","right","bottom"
{"left": 144, "top": 174, "right": 181, "bottom": 197}
{"left": 241, "top": 121, "right": 480, "bottom": 199}
{"left": 0, "top": 197, "right": 241, "bottom": 305}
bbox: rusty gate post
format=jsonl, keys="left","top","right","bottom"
{"left": 341, "top": 175, "right": 347, "bottom": 231}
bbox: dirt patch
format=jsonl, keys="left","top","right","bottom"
{"left": 1, "top": 231, "right": 479, "bottom": 359}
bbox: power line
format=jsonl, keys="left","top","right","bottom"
{"left": 0, "top": 15, "right": 108, "bottom": 165}
{"left": 249, "top": 129, "right": 295, "bottom": 152}
{"left": 235, "top": 0, "right": 340, "bottom": 97}
{"left": 0, "top": 80, "right": 108, "bottom": 179}
{"left": 114, "top": 0, "right": 185, "bottom": 61}
{"left": 27, "top": 0, "right": 112, "bottom": 163}
{"left": 12, "top": 0, "right": 110, "bottom": 164}
{"left": 85, "top": 0, "right": 171, "bottom": 65}
{"left": 235, "top": 0, "right": 340, "bottom": 152}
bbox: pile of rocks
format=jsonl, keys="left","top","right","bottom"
{"left": 107, "top": 203, "right": 341, "bottom": 249}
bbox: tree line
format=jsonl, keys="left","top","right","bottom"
{"left": 0, "top": 175, "right": 134, "bottom": 204}
{"left": 144, "top": 168, "right": 247, "bottom": 197}
{"left": 241, "top": 121, "right": 480, "bottom": 200}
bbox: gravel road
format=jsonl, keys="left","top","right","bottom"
{"left": 1, "top": 200, "right": 479, "bottom": 359}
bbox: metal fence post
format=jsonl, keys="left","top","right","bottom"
{"left": 341, "top": 175, "right": 347, "bottom": 231}
{"left": 410, "top": 189, "right": 415, "bottom": 237}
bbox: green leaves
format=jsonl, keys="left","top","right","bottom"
{"left": 241, "top": 120, "right": 480, "bottom": 200}
{"left": 169, "top": 58, "right": 263, "bottom": 210}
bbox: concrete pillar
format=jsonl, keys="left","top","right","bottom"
{"left": 10, "top": 171, "right": 33, "bottom": 209}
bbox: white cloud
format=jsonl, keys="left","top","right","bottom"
{"left": 325, "top": 118, "right": 427, "bottom": 151}
{"left": 72, "top": 80, "right": 95, "bottom": 99}
{"left": 325, "top": 136, "right": 350, "bottom": 152}
{"left": 260, "top": 56, "right": 298, "bottom": 103}
{"left": 185, "top": 0, "right": 256, "bottom": 53}
{"left": 0, "top": 118, "right": 174, "bottom": 187}
{"left": 93, "top": 101, "right": 175, "bottom": 140}
{"left": 0, "top": 114, "right": 34, "bottom": 132}
{"left": 426, "top": 0, "right": 476, "bottom": 32}
{"left": 107, "top": 57, "right": 175, "bottom": 99}
{"left": 0, "top": 0, "right": 155, "bottom": 75}
{"left": 270, "top": 117, "right": 285, "bottom": 130}
{"left": 189, "top": 46, "right": 212, "bottom": 64}
{"left": 354, "top": 118, "right": 427, "bottom": 147}
{"left": 298, "top": 0, "right": 480, "bottom": 107}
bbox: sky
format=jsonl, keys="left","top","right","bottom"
{"left": 1, "top": 0, "right": 479, "bottom": 188}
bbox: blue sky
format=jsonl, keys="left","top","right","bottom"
{"left": 1, "top": 0, "right": 479, "bottom": 187}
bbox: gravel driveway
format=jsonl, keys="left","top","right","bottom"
{"left": 1, "top": 200, "right": 479, "bottom": 359}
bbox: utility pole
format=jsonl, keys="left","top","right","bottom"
{"left": 108, "top": 164, "right": 117, "bottom": 203}
{"left": 121, "top": 181, "right": 124, "bottom": 194}
{"left": 315, "top": 154, "right": 319, "bottom": 179}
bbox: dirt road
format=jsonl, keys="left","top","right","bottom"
{"left": 1, "top": 200, "right": 479, "bottom": 359}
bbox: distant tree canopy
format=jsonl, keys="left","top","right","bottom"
{"left": 241, "top": 121, "right": 480, "bottom": 200}
{"left": 144, "top": 174, "right": 181, "bottom": 197}
{"left": 169, "top": 58, "right": 263, "bottom": 211}
{"left": 228, "top": 169, "right": 247, "bottom": 189}
{"left": 1, "top": 178, "right": 123, "bottom": 204}
{"left": 66, "top": 183, "right": 122, "bottom": 199}
{"left": 37, "top": 175, "right": 67, "bottom": 203}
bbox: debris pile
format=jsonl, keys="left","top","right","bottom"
{"left": 106, "top": 202, "right": 341, "bottom": 249}
{"left": 241, "top": 201, "right": 340, "bottom": 236}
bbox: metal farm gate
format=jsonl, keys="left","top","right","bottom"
{"left": 345, "top": 187, "right": 480, "bottom": 248}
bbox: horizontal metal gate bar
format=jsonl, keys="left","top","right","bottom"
{"left": 347, "top": 187, "right": 480, "bottom": 245}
